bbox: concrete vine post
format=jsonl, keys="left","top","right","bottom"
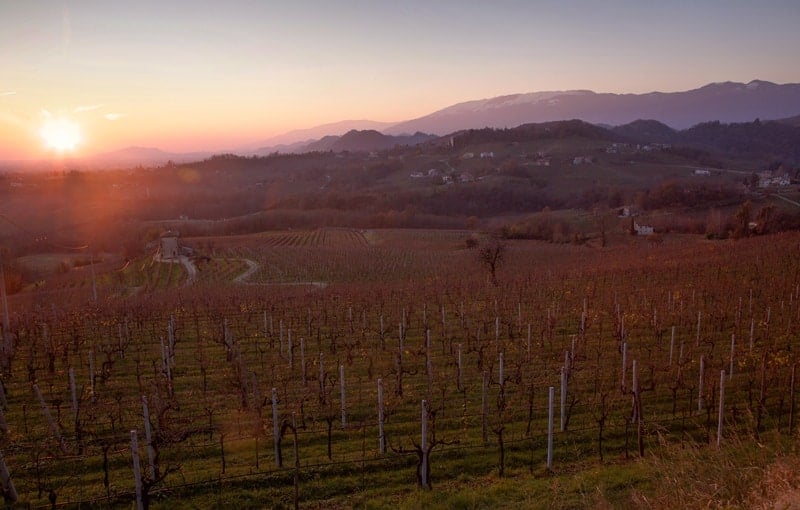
{"left": 717, "top": 369, "right": 726, "bottom": 446}
{"left": 272, "top": 388, "right": 281, "bottom": 468}
{"left": 560, "top": 366, "right": 567, "bottom": 432}
{"left": 420, "top": 400, "right": 429, "bottom": 489}
{"left": 621, "top": 341, "right": 627, "bottom": 394}
{"left": 377, "top": 378, "right": 386, "bottom": 454}
{"left": 698, "top": 355, "right": 705, "bottom": 413}
{"left": 130, "top": 430, "right": 143, "bottom": 510}
{"left": 457, "top": 343, "right": 463, "bottom": 392}
{"left": 300, "top": 337, "right": 306, "bottom": 386}
{"left": 33, "top": 384, "right": 67, "bottom": 453}
{"left": 669, "top": 326, "right": 675, "bottom": 367}
{"left": 0, "top": 450, "right": 17, "bottom": 503}
{"left": 547, "top": 386, "right": 555, "bottom": 471}
{"left": 142, "top": 396, "right": 156, "bottom": 480}
{"left": 340, "top": 364, "right": 346, "bottom": 429}
{"left": 481, "top": 370, "right": 488, "bottom": 444}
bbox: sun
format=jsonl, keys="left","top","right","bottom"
{"left": 39, "top": 117, "right": 82, "bottom": 152}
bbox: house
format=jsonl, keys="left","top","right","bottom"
{"left": 480, "top": 151, "right": 494, "bottom": 159}
{"left": 573, "top": 156, "right": 592, "bottom": 165}
{"left": 618, "top": 206, "right": 636, "bottom": 218}
{"left": 160, "top": 231, "right": 180, "bottom": 259}
{"left": 633, "top": 222, "right": 654, "bottom": 236}
{"left": 758, "top": 171, "right": 792, "bottom": 188}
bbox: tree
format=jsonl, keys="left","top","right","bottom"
{"left": 755, "top": 205, "right": 776, "bottom": 234}
{"left": 732, "top": 201, "right": 752, "bottom": 239}
{"left": 478, "top": 238, "right": 506, "bottom": 286}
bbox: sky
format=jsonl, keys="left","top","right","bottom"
{"left": 2, "top": 0, "right": 800, "bottom": 160}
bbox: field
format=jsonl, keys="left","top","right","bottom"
{"left": 1, "top": 229, "right": 799, "bottom": 508}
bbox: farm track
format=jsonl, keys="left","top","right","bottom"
{"left": 233, "top": 258, "right": 259, "bottom": 283}
{"left": 153, "top": 253, "right": 195, "bottom": 286}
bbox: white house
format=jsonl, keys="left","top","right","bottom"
{"left": 634, "top": 222, "right": 654, "bottom": 236}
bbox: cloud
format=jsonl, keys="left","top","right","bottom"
{"left": 41, "top": 109, "right": 53, "bottom": 118}
{"left": 0, "top": 91, "right": 16, "bottom": 97}
{"left": 104, "top": 113, "right": 126, "bottom": 121}
{"left": 74, "top": 104, "right": 105, "bottom": 113}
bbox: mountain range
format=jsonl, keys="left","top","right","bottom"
{"left": 384, "top": 80, "right": 800, "bottom": 135}
{"left": 82, "top": 80, "right": 800, "bottom": 165}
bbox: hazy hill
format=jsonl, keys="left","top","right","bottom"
{"left": 385, "top": 80, "right": 800, "bottom": 134}
{"left": 92, "top": 146, "right": 212, "bottom": 166}
{"left": 448, "top": 119, "right": 616, "bottom": 147}
{"left": 301, "top": 130, "right": 435, "bottom": 153}
{"left": 611, "top": 119, "right": 677, "bottom": 143}
{"left": 432, "top": 118, "right": 800, "bottom": 166}
{"left": 675, "top": 119, "right": 800, "bottom": 165}
{"left": 250, "top": 119, "right": 396, "bottom": 151}
{"left": 776, "top": 114, "right": 800, "bottom": 127}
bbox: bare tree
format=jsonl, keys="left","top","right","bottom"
{"left": 478, "top": 238, "right": 506, "bottom": 286}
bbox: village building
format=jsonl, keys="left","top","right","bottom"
{"left": 633, "top": 221, "right": 654, "bottom": 236}
{"left": 160, "top": 231, "right": 181, "bottom": 260}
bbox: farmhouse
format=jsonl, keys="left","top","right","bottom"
{"left": 618, "top": 206, "right": 636, "bottom": 218}
{"left": 160, "top": 231, "right": 181, "bottom": 259}
{"left": 634, "top": 221, "right": 654, "bottom": 236}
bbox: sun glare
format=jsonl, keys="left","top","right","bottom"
{"left": 39, "top": 117, "right": 82, "bottom": 152}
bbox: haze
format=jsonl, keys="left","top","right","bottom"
{"left": 2, "top": 0, "right": 800, "bottom": 159}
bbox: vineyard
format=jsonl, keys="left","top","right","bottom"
{"left": 1, "top": 230, "right": 799, "bottom": 508}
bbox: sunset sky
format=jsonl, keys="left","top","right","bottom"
{"left": 2, "top": 0, "right": 800, "bottom": 160}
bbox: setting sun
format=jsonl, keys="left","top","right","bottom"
{"left": 39, "top": 117, "right": 81, "bottom": 152}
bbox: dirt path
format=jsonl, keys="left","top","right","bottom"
{"left": 774, "top": 194, "right": 800, "bottom": 208}
{"left": 154, "top": 253, "right": 197, "bottom": 286}
{"left": 233, "top": 258, "right": 327, "bottom": 288}
{"left": 179, "top": 255, "right": 197, "bottom": 286}
{"left": 233, "top": 258, "right": 259, "bottom": 283}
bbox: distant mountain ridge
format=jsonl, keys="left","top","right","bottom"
{"left": 385, "top": 80, "right": 800, "bottom": 135}
{"left": 83, "top": 80, "right": 800, "bottom": 166}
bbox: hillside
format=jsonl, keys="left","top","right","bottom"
{"left": 612, "top": 119, "right": 677, "bottom": 143}
{"left": 301, "top": 130, "right": 435, "bottom": 153}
